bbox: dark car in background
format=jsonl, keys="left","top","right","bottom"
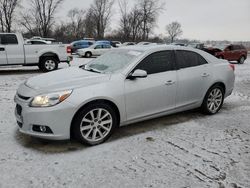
{"left": 215, "top": 44, "right": 247, "bottom": 64}
{"left": 70, "top": 40, "right": 95, "bottom": 53}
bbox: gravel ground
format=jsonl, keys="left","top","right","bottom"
{"left": 0, "top": 56, "right": 249, "bottom": 188}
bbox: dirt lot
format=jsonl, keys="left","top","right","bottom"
{"left": 0, "top": 57, "right": 249, "bottom": 188}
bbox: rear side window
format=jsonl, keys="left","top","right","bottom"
{"left": 175, "top": 50, "right": 207, "bottom": 69}
{"left": 0, "top": 34, "right": 18, "bottom": 45}
{"left": 135, "top": 51, "right": 175, "bottom": 75}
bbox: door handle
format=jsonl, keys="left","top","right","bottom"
{"left": 0, "top": 47, "right": 5, "bottom": 51}
{"left": 165, "top": 80, "right": 175, "bottom": 86}
{"left": 202, "top": 73, "right": 210, "bottom": 77}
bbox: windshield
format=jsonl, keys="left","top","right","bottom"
{"left": 84, "top": 49, "right": 143, "bottom": 74}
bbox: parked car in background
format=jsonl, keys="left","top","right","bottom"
{"left": 70, "top": 40, "right": 95, "bottom": 53}
{"left": 171, "top": 43, "right": 187, "bottom": 46}
{"left": 95, "top": 40, "right": 118, "bottom": 48}
{"left": 112, "top": 41, "right": 122, "bottom": 47}
{"left": 25, "top": 39, "right": 52, "bottom": 45}
{"left": 121, "top": 42, "right": 136, "bottom": 46}
{"left": 31, "top": 36, "right": 56, "bottom": 43}
{"left": 214, "top": 44, "right": 247, "bottom": 64}
{"left": 0, "top": 33, "right": 71, "bottom": 72}
{"left": 188, "top": 43, "right": 204, "bottom": 49}
{"left": 137, "top": 42, "right": 157, "bottom": 45}
{"left": 77, "top": 44, "right": 113, "bottom": 58}
{"left": 14, "top": 45, "right": 235, "bottom": 145}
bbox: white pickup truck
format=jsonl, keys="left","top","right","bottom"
{"left": 0, "top": 33, "right": 72, "bottom": 72}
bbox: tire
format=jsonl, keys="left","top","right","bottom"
{"left": 72, "top": 103, "right": 118, "bottom": 146}
{"left": 201, "top": 85, "right": 225, "bottom": 115}
{"left": 238, "top": 56, "right": 245, "bottom": 64}
{"left": 85, "top": 52, "right": 92, "bottom": 58}
{"left": 39, "top": 57, "right": 59, "bottom": 72}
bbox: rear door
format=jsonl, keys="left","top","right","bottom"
{"left": 224, "top": 45, "right": 234, "bottom": 61}
{"left": 1, "top": 34, "right": 24, "bottom": 64}
{"left": 175, "top": 50, "right": 212, "bottom": 108}
{"left": 0, "top": 35, "right": 7, "bottom": 65}
{"left": 101, "top": 45, "right": 112, "bottom": 55}
{"left": 232, "top": 45, "right": 242, "bottom": 60}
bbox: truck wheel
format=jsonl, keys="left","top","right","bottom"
{"left": 238, "top": 56, "right": 245, "bottom": 64}
{"left": 39, "top": 57, "right": 59, "bottom": 72}
{"left": 85, "top": 52, "right": 92, "bottom": 58}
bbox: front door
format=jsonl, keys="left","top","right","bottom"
{"left": 124, "top": 50, "right": 177, "bottom": 121}
{"left": 0, "top": 44, "right": 7, "bottom": 65}
{"left": 1, "top": 34, "right": 24, "bottom": 64}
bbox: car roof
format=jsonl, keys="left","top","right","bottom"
{"left": 120, "top": 44, "right": 200, "bottom": 53}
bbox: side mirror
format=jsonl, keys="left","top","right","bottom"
{"left": 127, "top": 69, "right": 147, "bottom": 80}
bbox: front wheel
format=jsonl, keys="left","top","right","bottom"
{"left": 39, "top": 57, "right": 59, "bottom": 72}
{"left": 72, "top": 103, "right": 118, "bottom": 146}
{"left": 238, "top": 56, "right": 245, "bottom": 64}
{"left": 201, "top": 85, "right": 225, "bottom": 115}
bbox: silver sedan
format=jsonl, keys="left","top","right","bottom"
{"left": 14, "top": 45, "right": 235, "bottom": 145}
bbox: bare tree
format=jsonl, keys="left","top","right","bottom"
{"left": 89, "top": 0, "right": 114, "bottom": 39}
{"left": 166, "top": 21, "right": 183, "bottom": 43}
{"left": 67, "top": 8, "right": 86, "bottom": 39}
{"left": 137, "top": 0, "right": 164, "bottom": 40}
{"left": 84, "top": 9, "right": 96, "bottom": 38}
{"left": 117, "top": 0, "right": 164, "bottom": 42}
{"left": 20, "top": 0, "right": 64, "bottom": 37}
{"left": 118, "top": 0, "right": 132, "bottom": 40}
{"left": 0, "top": 0, "right": 20, "bottom": 32}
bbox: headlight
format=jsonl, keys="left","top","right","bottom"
{"left": 30, "top": 90, "right": 72, "bottom": 107}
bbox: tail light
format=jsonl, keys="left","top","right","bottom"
{"left": 67, "top": 46, "right": 71, "bottom": 54}
{"left": 229, "top": 64, "right": 235, "bottom": 71}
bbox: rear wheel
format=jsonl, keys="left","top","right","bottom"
{"left": 72, "top": 103, "right": 118, "bottom": 146}
{"left": 201, "top": 85, "right": 225, "bottom": 115}
{"left": 39, "top": 57, "right": 59, "bottom": 72}
{"left": 238, "top": 56, "right": 245, "bottom": 64}
{"left": 85, "top": 52, "right": 92, "bottom": 58}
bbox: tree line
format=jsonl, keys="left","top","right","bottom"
{"left": 0, "top": 0, "right": 183, "bottom": 43}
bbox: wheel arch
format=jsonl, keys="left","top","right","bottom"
{"left": 85, "top": 51, "right": 92, "bottom": 56}
{"left": 204, "top": 82, "right": 226, "bottom": 100}
{"left": 70, "top": 99, "right": 121, "bottom": 139}
{"left": 39, "top": 52, "right": 60, "bottom": 64}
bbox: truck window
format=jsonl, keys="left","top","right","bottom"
{"left": 0, "top": 34, "right": 18, "bottom": 45}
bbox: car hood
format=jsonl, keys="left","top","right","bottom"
{"left": 25, "top": 67, "right": 111, "bottom": 93}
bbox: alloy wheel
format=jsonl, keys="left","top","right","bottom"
{"left": 80, "top": 108, "right": 113, "bottom": 142}
{"left": 207, "top": 88, "right": 223, "bottom": 113}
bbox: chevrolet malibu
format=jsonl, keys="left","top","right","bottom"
{"left": 14, "top": 45, "right": 235, "bottom": 145}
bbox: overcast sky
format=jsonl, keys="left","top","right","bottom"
{"left": 57, "top": 0, "right": 250, "bottom": 41}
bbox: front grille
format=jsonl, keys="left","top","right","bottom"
{"left": 17, "top": 94, "right": 31, "bottom": 101}
{"left": 16, "top": 104, "right": 22, "bottom": 116}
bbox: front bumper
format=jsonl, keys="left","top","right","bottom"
{"left": 14, "top": 94, "right": 77, "bottom": 140}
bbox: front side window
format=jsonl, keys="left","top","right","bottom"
{"left": 135, "top": 51, "right": 175, "bottom": 75}
{"left": 0, "top": 34, "right": 18, "bottom": 45}
{"left": 175, "top": 50, "right": 207, "bottom": 69}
